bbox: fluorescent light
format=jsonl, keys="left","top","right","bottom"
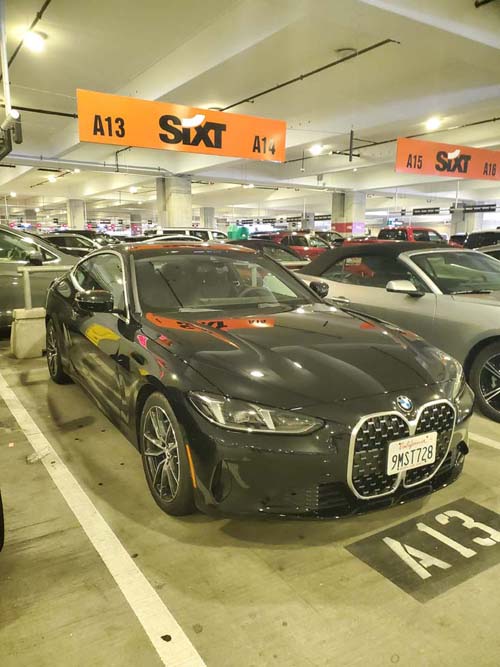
{"left": 23, "top": 31, "right": 46, "bottom": 53}
{"left": 309, "top": 144, "right": 324, "bottom": 156}
{"left": 129, "top": 186, "right": 138, "bottom": 193}
{"left": 73, "top": 168, "right": 81, "bottom": 174}
{"left": 425, "top": 116, "right": 441, "bottom": 131}
{"left": 9, "top": 191, "right": 16, "bottom": 197}
{"left": 366, "top": 210, "right": 389, "bottom": 216}
{"left": 35, "top": 207, "right": 40, "bottom": 213}
{"left": 243, "top": 183, "right": 254, "bottom": 189}
{"left": 48, "top": 175, "right": 57, "bottom": 183}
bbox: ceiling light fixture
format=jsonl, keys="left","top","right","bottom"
{"left": 73, "top": 168, "right": 81, "bottom": 174}
{"left": 425, "top": 116, "right": 442, "bottom": 131}
{"left": 243, "top": 183, "right": 255, "bottom": 189}
{"left": 9, "top": 191, "right": 16, "bottom": 197}
{"left": 309, "top": 144, "right": 324, "bottom": 156}
{"left": 23, "top": 30, "right": 47, "bottom": 53}
{"left": 129, "top": 186, "right": 138, "bottom": 193}
{"left": 48, "top": 175, "right": 57, "bottom": 183}
{"left": 35, "top": 207, "right": 40, "bottom": 212}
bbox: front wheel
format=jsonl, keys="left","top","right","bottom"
{"left": 139, "top": 392, "right": 195, "bottom": 516}
{"left": 46, "top": 319, "right": 72, "bottom": 384}
{"left": 470, "top": 342, "right": 500, "bottom": 422}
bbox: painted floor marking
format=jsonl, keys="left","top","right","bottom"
{"left": 0, "top": 371, "right": 205, "bottom": 667}
{"left": 470, "top": 432, "right": 500, "bottom": 451}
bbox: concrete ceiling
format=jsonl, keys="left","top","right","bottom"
{"left": 1, "top": 0, "right": 500, "bottom": 220}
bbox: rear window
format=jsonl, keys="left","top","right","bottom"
{"left": 378, "top": 228, "right": 407, "bottom": 241}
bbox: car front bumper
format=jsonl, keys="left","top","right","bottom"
{"left": 177, "top": 384, "right": 473, "bottom": 519}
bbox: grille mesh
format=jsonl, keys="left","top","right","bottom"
{"left": 351, "top": 402, "right": 455, "bottom": 498}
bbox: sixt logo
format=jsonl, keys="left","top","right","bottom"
{"left": 435, "top": 149, "right": 471, "bottom": 174}
{"left": 158, "top": 113, "right": 227, "bottom": 149}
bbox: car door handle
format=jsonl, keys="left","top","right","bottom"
{"left": 330, "top": 296, "right": 350, "bottom": 305}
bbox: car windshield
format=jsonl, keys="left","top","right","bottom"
{"left": 262, "top": 245, "right": 301, "bottom": 262}
{"left": 134, "top": 250, "right": 315, "bottom": 313}
{"left": 411, "top": 251, "right": 500, "bottom": 294}
{"left": 378, "top": 228, "right": 407, "bottom": 240}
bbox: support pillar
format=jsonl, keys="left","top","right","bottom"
{"left": 331, "top": 191, "right": 365, "bottom": 235}
{"left": 200, "top": 206, "right": 215, "bottom": 228}
{"left": 66, "top": 199, "right": 86, "bottom": 229}
{"left": 157, "top": 176, "right": 192, "bottom": 228}
{"left": 24, "top": 209, "right": 37, "bottom": 226}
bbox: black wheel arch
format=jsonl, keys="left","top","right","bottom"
{"left": 464, "top": 335, "right": 500, "bottom": 378}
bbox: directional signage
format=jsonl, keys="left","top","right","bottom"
{"left": 396, "top": 137, "right": 500, "bottom": 181}
{"left": 76, "top": 89, "right": 286, "bottom": 162}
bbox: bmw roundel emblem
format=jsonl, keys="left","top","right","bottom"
{"left": 397, "top": 395, "right": 413, "bottom": 412}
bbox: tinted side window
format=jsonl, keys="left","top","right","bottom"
{"left": 74, "top": 253, "right": 125, "bottom": 311}
{"left": 428, "top": 231, "right": 443, "bottom": 243}
{"left": 378, "top": 229, "right": 407, "bottom": 241}
{"left": 0, "top": 231, "right": 56, "bottom": 262}
{"left": 191, "top": 230, "right": 209, "bottom": 241}
{"left": 413, "top": 230, "right": 430, "bottom": 242}
{"left": 322, "top": 254, "right": 423, "bottom": 289}
{"left": 288, "top": 236, "right": 308, "bottom": 247}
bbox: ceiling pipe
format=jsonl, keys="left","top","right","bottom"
{"left": 0, "top": 0, "right": 12, "bottom": 115}
{"left": 474, "top": 0, "right": 496, "bottom": 7}
{"left": 0, "top": 103, "right": 76, "bottom": 119}
{"left": 221, "top": 39, "right": 400, "bottom": 111}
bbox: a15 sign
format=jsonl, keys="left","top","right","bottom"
{"left": 77, "top": 89, "right": 286, "bottom": 162}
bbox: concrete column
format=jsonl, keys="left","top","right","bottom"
{"left": 157, "top": 176, "right": 192, "bottom": 228}
{"left": 332, "top": 191, "right": 365, "bottom": 235}
{"left": 24, "top": 209, "right": 37, "bottom": 226}
{"left": 130, "top": 213, "right": 141, "bottom": 222}
{"left": 66, "top": 199, "right": 86, "bottom": 229}
{"left": 331, "top": 192, "right": 345, "bottom": 222}
{"left": 156, "top": 177, "right": 167, "bottom": 229}
{"left": 450, "top": 206, "right": 483, "bottom": 235}
{"left": 200, "top": 206, "right": 215, "bottom": 228}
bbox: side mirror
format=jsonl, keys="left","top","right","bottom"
{"left": 386, "top": 280, "right": 423, "bottom": 297}
{"left": 75, "top": 289, "right": 114, "bottom": 313}
{"left": 28, "top": 251, "right": 44, "bottom": 266}
{"left": 309, "top": 280, "right": 329, "bottom": 298}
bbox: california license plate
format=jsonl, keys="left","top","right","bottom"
{"left": 386, "top": 432, "right": 437, "bottom": 475}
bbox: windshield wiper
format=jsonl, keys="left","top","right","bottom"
{"left": 451, "top": 289, "right": 492, "bottom": 295}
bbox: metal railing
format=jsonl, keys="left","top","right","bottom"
{"left": 17, "top": 265, "right": 73, "bottom": 310}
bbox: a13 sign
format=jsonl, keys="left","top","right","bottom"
{"left": 348, "top": 498, "right": 500, "bottom": 602}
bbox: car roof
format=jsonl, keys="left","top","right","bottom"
{"left": 297, "top": 241, "right": 455, "bottom": 275}
{"left": 479, "top": 244, "right": 500, "bottom": 253}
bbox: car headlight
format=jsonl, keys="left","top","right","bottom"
{"left": 452, "top": 364, "right": 466, "bottom": 400}
{"left": 189, "top": 392, "right": 323, "bottom": 435}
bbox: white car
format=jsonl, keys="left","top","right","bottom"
{"left": 161, "top": 227, "right": 228, "bottom": 242}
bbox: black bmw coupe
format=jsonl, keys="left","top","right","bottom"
{"left": 45, "top": 242, "right": 473, "bottom": 518}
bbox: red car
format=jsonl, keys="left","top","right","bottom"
{"left": 252, "top": 232, "right": 331, "bottom": 259}
{"left": 377, "top": 226, "right": 454, "bottom": 244}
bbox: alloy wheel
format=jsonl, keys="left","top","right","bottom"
{"left": 143, "top": 405, "right": 180, "bottom": 501}
{"left": 479, "top": 353, "right": 500, "bottom": 413}
{"left": 46, "top": 324, "right": 59, "bottom": 378}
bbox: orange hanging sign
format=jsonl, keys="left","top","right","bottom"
{"left": 76, "top": 89, "right": 286, "bottom": 162}
{"left": 396, "top": 137, "right": 500, "bottom": 180}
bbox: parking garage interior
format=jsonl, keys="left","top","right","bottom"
{"left": 2, "top": 2, "right": 500, "bottom": 666}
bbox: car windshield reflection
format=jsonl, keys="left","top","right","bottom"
{"left": 411, "top": 251, "right": 500, "bottom": 294}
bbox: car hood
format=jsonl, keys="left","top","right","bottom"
{"left": 141, "top": 304, "right": 458, "bottom": 408}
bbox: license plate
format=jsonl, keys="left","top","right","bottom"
{"left": 386, "top": 432, "right": 437, "bottom": 475}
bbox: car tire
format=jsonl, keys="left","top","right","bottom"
{"left": 469, "top": 341, "right": 500, "bottom": 422}
{"left": 46, "top": 319, "right": 72, "bottom": 384}
{"left": 139, "top": 392, "right": 195, "bottom": 516}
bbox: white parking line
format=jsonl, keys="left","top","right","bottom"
{"left": 0, "top": 370, "right": 205, "bottom": 667}
{"left": 470, "top": 432, "right": 500, "bottom": 450}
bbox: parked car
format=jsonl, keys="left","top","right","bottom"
{"left": 45, "top": 232, "right": 100, "bottom": 258}
{"left": 378, "top": 226, "right": 450, "bottom": 244}
{"left": 52, "top": 229, "right": 119, "bottom": 246}
{"left": 252, "top": 231, "right": 331, "bottom": 259}
{"left": 298, "top": 242, "right": 500, "bottom": 421}
{"left": 45, "top": 241, "right": 472, "bottom": 518}
{"left": 0, "top": 226, "right": 75, "bottom": 327}
{"left": 161, "top": 227, "right": 228, "bottom": 242}
{"left": 450, "top": 233, "right": 468, "bottom": 247}
{"left": 480, "top": 245, "right": 500, "bottom": 261}
{"left": 465, "top": 230, "right": 500, "bottom": 250}
{"left": 228, "top": 239, "right": 310, "bottom": 269}
{"left": 315, "top": 230, "right": 345, "bottom": 246}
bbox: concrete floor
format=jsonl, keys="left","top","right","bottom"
{"left": 1, "top": 343, "right": 500, "bottom": 666}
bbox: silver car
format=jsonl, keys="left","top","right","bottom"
{"left": 0, "top": 226, "right": 75, "bottom": 327}
{"left": 299, "top": 242, "right": 500, "bottom": 422}
{"left": 481, "top": 244, "right": 500, "bottom": 261}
